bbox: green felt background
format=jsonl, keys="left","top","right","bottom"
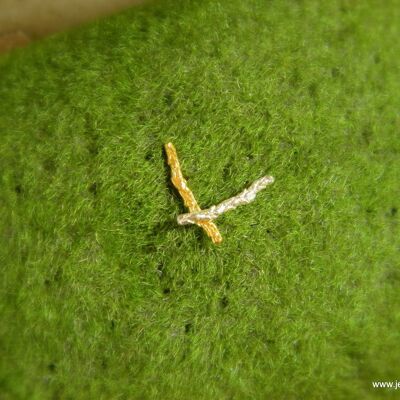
{"left": 1, "top": 0, "right": 399, "bottom": 398}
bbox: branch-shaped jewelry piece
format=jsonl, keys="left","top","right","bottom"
{"left": 177, "top": 176, "right": 274, "bottom": 225}
{"left": 165, "top": 143, "right": 222, "bottom": 244}
{"left": 165, "top": 142, "right": 274, "bottom": 244}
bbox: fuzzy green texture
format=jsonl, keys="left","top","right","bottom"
{"left": 1, "top": 0, "right": 399, "bottom": 398}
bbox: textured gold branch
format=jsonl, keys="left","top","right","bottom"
{"left": 165, "top": 142, "right": 222, "bottom": 244}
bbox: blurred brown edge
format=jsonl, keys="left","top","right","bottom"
{"left": 0, "top": 0, "right": 149, "bottom": 54}
{"left": 0, "top": 30, "right": 32, "bottom": 53}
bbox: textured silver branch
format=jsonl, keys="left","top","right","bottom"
{"left": 177, "top": 175, "right": 274, "bottom": 225}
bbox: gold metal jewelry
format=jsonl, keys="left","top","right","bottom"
{"left": 165, "top": 142, "right": 222, "bottom": 244}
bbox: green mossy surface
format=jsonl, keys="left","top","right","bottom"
{"left": 1, "top": 0, "right": 399, "bottom": 398}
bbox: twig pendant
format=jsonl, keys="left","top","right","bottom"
{"left": 165, "top": 142, "right": 274, "bottom": 244}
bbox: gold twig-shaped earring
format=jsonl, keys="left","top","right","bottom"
{"left": 165, "top": 143, "right": 222, "bottom": 244}
{"left": 165, "top": 142, "right": 274, "bottom": 244}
